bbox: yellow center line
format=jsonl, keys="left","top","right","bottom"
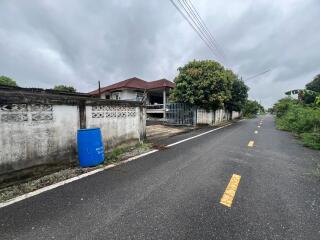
{"left": 220, "top": 174, "right": 241, "bottom": 208}
{"left": 257, "top": 125, "right": 261, "bottom": 128}
{"left": 254, "top": 130, "right": 258, "bottom": 134}
{"left": 248, "top": 140, "right": 254, "bottom": 147}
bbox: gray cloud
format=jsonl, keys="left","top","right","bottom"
{"left": 0, "top": 0, "right": 319, "bottom": 107}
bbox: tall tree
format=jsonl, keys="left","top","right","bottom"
{"left": 242, "top": 100, "right": 264, "bottom": 118}
{"left": 306, "top": 74, "right": 320, "bottom": 92}
{"left": 225, "top": 71, "right": 249, "bottom": 111}
{"left": 170, "top": 60, "right": 234, "bottom": 110}
{"left": 53, "top": 85, "right": 76, "bottom": 93}
{"left": 298, "top": 89, "right": 318, "bottom": 104}
{"left": 0, "top": 75, "right": 17, "bottom": 87}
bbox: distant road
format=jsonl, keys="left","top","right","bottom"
{"left": 1, "top": 115, "right": 320, "bottom": 239}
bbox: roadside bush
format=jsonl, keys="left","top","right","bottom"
{"left": 277, "top": 105, "right": 320, "bottom": 133}
{"left": 273, "top": 98, "right": 320, "bottom": 150}
{"left": 301, "top": 131, "right": 320, "bottom": 150}
{"left": 273, "top": 98, "right": 297, "bottom": 118}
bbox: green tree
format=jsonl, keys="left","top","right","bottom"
{"left": 0, "top": 75, "right": 17, "bottom": 87}
{"left": 298, "top": 89, "right": 319, "bottom": 105}
{"left": 306, "top": 74, "right": 320, "bottom": 92}
{"left": 170, "top": 60, "right": 243, "bottom": 110}
{"left": 225, "top": 75, "right": 249, "bottom": 112}
{"left": 53, "top": 85, "right": 76, "bottom": 93}
{"left": 242, "top": 100, "right": 264, "bottom": 118}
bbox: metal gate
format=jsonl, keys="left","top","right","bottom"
{"left": 166, "top": 103, "right": 195, "bottom": 125}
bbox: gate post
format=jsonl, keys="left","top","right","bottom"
{"left": 163, "top": 88, "right": 166, "bottom": 121}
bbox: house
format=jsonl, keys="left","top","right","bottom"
{"left": 285, "top": 89, "right": 301, "bottom": 99}
{"left": 89, "top": 77, "right": 175, "bottom": 119}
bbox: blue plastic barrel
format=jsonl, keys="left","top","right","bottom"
{"left": 77, "top": 128, "right": 105, "bottom": 167}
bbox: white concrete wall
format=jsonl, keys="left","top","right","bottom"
{"left": 100, "top": 92, "right": 109, "bottom": 99}
{"left": 215, "top": 109, "right": 227, "bottom": 123}
{"left": 232, "top": 111, "right": 241, "bottom": 119}
{"left": 196, "top": 108, "right": 240, "bottom": 125}
{"left": 0, "top": 104, "right": 79, "bottom": 175}
{"left": 197, "top": 109, "right": 214, "bottom": 125}
{"left": 120, "top": 90, "right": 138, "bottom": 100}
{"left": 100, "top": 90, "right": 139, "bottom": 101}
{"left": 0, "top": 101, "right": 146, "bottom": 177}
{"left": 86, "top": 105, "right": 145, "bottom": 148}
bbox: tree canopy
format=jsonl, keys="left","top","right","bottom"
{"left": 306, "top": 74, "right": 320, "bottom": 92}
{"left": 0, "top": 75, "right": 17, "bottom": 87}
{"left": 53, "top": 85, "right": 76, "bottom": 93}
{"left": 225, "top": 73, "right": 249, "bottom": 111}
{"left": 297, "top": 73, "right": 320, "bottom": 105}
{"left": 242, "top": 100, "right": 264, "bottom": 118}
{"left": 169, "top": 60, "right": 249, "bottom": 111}
{"left": 298, "top": 89, "right": 319, "bottom": 105}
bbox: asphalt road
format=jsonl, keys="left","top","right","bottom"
{"left": 1, "top": 115, "right": 320, "bottom": 239}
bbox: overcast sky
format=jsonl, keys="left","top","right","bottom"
{"left": 0, "top": 0, "right": 319, "bottom": 107}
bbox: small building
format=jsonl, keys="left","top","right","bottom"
{"left": 89, "top": 77, "right": 175, "bottom": 119}
{"left": 285, "top": 89, "right": 301, "bottom": 99}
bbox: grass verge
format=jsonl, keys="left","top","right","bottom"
{"left": 274, "top": 98, "right": 320, "bottom": 150}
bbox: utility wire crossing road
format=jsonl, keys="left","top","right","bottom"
{"left": 1, "top": 115, "right": 320, "bottom": 239}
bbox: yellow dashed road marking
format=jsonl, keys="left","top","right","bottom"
{"left": 248, "top": 141, "right": 254, "bottom": 147}
{"left": 257, "top": 125, "right": 261, "bottom": 128}
{"left": 254, "top": 130, "right": 258, "bottom": 134}
{"left": 220, "top": 174, "right": 241, "bottom": 208}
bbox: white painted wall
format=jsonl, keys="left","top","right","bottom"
{"left": 196, "top": 108, "right": 240, "bottom": 125}
{"left": 86, "top": 105, "right": 145, "bottom": 148}
{"left": 0, "top": 101, "right": 146, "bottom": 177}
{"left": 120, "top": 90, "right": 138, "bottom": 100}
{"left": 100, "top": 90, "right": 139, "bottom": 101}
{"left": 100, "top": 90, "right": 148, "bottom": 102}
{"left": 0, "top": 105, "right": 79, "bottom": 175}
{"left": 232, "top": 111, "right": 241, "bottom": 119}
{"left": 100, "top": 92, "right": 109, "bottom": 99}
{"left": 197, "top": 109, "right": 213, "bottom": 125}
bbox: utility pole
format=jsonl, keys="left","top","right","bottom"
{"left": 163, "top": 87, "right": 167, "bottom": 121}
{"left": 98, "top": 81, "right": 101, "bottom": 98}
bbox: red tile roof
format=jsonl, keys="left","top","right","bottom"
{"left": 89, "top": 77, "right": 175, "bottom": 95}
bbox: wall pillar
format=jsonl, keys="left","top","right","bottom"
{"left": 79, "top": 100, "right": 86, "bottom": 129}
{"left": 163, "top": 88, "right": 166, "bottom": 120}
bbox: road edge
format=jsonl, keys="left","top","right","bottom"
{"left": 0, "top": 121, "right": 235, "bottom": 209}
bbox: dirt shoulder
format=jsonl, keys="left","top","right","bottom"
{"left": 0, "top": 142, "right": 152, "bottom": 203}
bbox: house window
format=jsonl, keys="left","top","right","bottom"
{"left": 136, "top": 92, "right": 144, "bottom": 101}
{"left": 112, "top": 92, "right": 121, "bottom": 100}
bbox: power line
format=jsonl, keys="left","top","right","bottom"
{"left": 175, "top": 0, "right": 218, "bottom": 57}
{"left": 180, "top": 0, "right": 220, "bottom": 55}
{"left": 170, "top": 0, "right": 269, "bottom": 81}
{"left": 169, "top": 0, "right": 222, "bottom": 59}
{"left": 245, "top": 69, "right": 271, "bottom": 81}
{"left": 184, "top": 0, "right": 226, "bottom": 59}
{"left": 177, "top": 0, "right": 225, "bottom": 60}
